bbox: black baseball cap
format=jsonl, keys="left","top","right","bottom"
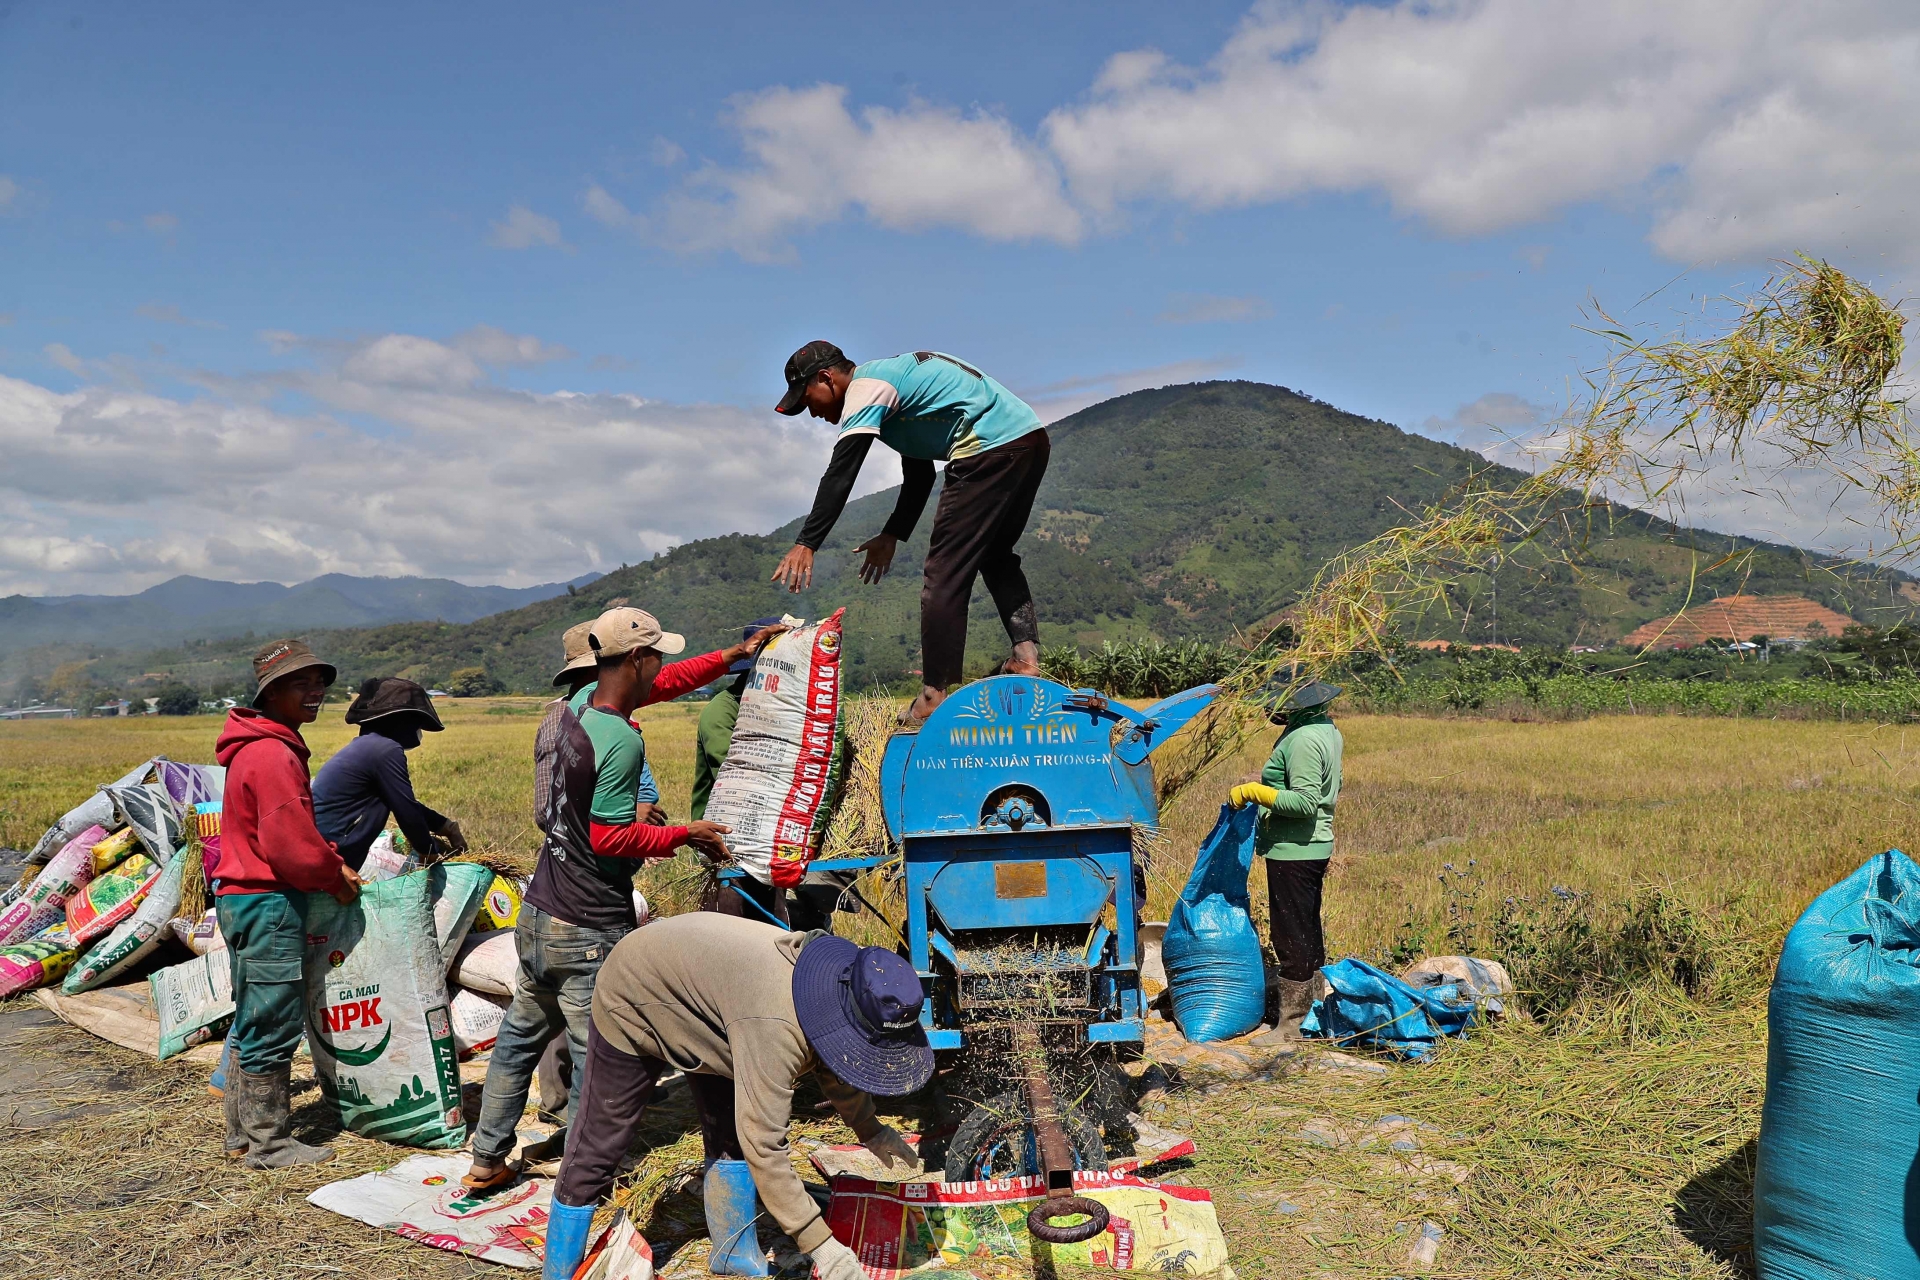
{"left": 776, "top": 340, "right": 847, "bottom": 415}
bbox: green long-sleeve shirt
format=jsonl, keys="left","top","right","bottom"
{"left": 1256, "top": 711, "right": 1342, "bottom": 860}
{"left": 690, "top": 679, "right": 745, "bottom": 821}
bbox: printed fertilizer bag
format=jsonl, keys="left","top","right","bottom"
{"left": 703, "top": 609, "right": 847, "bottom": 888}
{"left": 1163, "top": 804, "right": 1265, "bottom": 1043}
{"left": 823, "top": 1167, "right": 1233, "bottom": 1278}
{"left": 151, "top": 948, "right": 234, "bottom": 1059}
{"left": 303, "top": 870, "right": 466, "bottom": 1148}
{"left": 471, "top": 874, "right": 521, "bottom": 932}
{"left": 308, "top": 1152, "right": 554, "bottom": 1268}
{"left": 22, "top": 757, "right": 157, "bottom": 866}
{"left": 154, "top": 759, "right": 224, "bottom": 815}
{"left": 107, "top": 781, "right": 183, "bottom": 864}
{"left": 0, "top": 924, "right": 78, "bottom": 997}
{"left": 361, "top": 830, "right": 419, "bottom": 883}
{"left": 65, "top": 855, "right": 186, "bottom": 993}
{"left": 452, "top": 930, "right": 519, "bottom": 997}
{"left": 66, "top": 852, "right": 161, "bottom": 946}
{"left": 449, "top": 987, "right": 509, "bottom": 1058}
{"left": 1756, "top": 849, "right": 1920, "bottom": 1279}
{"left": 192, "top": 801, "right": 222, "bottom": 880}
{"left": 429, "top": 862, "right": 496, "bottom": 969}
{"left": 0, "top": 823, "right": 104, "bottom": 945}
{"left": 170, "top": 907, "right": 225, "bottom": 956}
{"left": 89, "top": 827, "right": 140, "bottom": 875}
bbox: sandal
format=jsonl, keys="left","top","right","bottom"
{"left": 460, "top": 1160, "right": 523, "bottom": 1193}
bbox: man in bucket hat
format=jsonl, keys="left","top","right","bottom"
{"left": 212, "top": 638, "right": 361, "bottom": 1167}
{"left": 1228, "top": 666, "right": 1345, "bottom": 1047}
{"left": 312, "top": 677, "right": 467, "bottom": 871}
{"left": 540, "top": 912, "right": 928, "bottom": 1280}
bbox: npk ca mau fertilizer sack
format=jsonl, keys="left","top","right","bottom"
{"left": 22, "top": 758, "right": 157, "bottom": 867}
{"left": 704, "top": 609, "right": 847, "bottom": 889}
{"left": 304, "top": 869, "right": 466, "bottom": 1148}
{"left": 429, "top": 862, "right": 496, "bottom": 972}
{"left": 65, "top": 855, "right": 186, "bottom": 993}
{"left": 151, "top": 947, "right": 234, "bottom": 1059}
{"left": 0, "top": 824, "right": 105, "bottom": 946}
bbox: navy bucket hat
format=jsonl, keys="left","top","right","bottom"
{"left": 792, "top": 936, "right": 934, "bottom": 1097}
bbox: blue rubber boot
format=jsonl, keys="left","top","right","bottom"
{"left": 703, "top": 1158, "right": 770, "bottom": 1276}
{"left": 542, "top": 1199, "right": 595, "bottom": 1280}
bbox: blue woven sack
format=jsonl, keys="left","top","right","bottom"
{"left": 1162, "top": 804, "right": 1265, "bottom": 1042}
{"left": 1755, "top": 849, "right": 1920, "bottom": 1279}
{"left": 1301, "top": 957, "right": 1476, "bottom": 1060}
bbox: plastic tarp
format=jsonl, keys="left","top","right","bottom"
{"left": 1302, "top": 957, "right": 1476, "bottom": 1061}
{"left": 1162, "top": 804, "right": 1265, "bottom": 1042}
{"left": 1755, "top": 849, "right": 1920, "bottom": 1278}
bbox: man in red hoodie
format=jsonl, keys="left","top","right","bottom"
{"left": 464, "top": 606, "right": 781, "bottom": 1191}
{"left": 214, "top": 638, "right": 361, "bottom": 1169}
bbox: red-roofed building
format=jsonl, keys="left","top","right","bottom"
{"left": 1621, "top": 595, "right": 1855, "bottom": 650}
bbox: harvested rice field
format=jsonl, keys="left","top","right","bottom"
{"left": 7, "top": 700, "right": 1914, "bottom": 1278}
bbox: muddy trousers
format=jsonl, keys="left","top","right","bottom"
{"left": 920, "top": 429, "right": 1050, "bottom": 690}
{"left": 553, "top": 1020, "right": 740, "bottom": 1207}
{"left": 216, "top": 889, "right": 309, "bottom": 1074}
{"left": 1264, "top": 856, "right": 1329, "bottom": 983}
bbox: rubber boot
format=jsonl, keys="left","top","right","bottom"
{"left": 542, "top": 1199, "right": 596, "bottom": 1280}
{"left": 1249, "top": 978, "right": 1315, "bottom": 1048}
{"left": 238, "top": 1064, "right": 335, "bottom": 1169}
{"left": 223, "top": 1072, "right": 248, "bottom": 1159}
{"left": 703, "top": 1158, "right": 770, "bottom": 1276}
{"left": 209, "top": 1027, "right": 238, "bottom": 1098}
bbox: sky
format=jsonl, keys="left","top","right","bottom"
{"left": 2, "top": 0, "right": 1917, "bottom": 596}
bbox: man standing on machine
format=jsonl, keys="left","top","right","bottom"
{"left": 770, "top": 341, "right": 1049, "bottom": 724}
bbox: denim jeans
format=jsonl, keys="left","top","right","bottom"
{"left": 469, "top": 906, "right": 628, "bottom": 1163}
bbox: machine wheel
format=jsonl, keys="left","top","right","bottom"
{"left": 942, "top": 1090, "right": 1107, "bottom": 1183}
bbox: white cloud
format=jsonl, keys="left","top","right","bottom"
{"left": 451, "top": 324, "right": 573, "bottom": 366}
{"left": 0, "top": 176, "right": 18, "bottom": 211}
{"left": 1158, "top": 293, "right": 1272, "bottom": 325}
{"left": 651, "top": 137, "right": 686, "bottom": 167}
{"left": 143, "top": 212, "right": 179, "bottom": 235}
{"left": 1417, "top": 392, "right": 1552, "bottom": 453}
{"left": 42, "top": 343, "right": 85, "bottom": 375}
{"left": 583, "top": 183, "right": 645, "bottom": 233}
{"left": 659, "top": 2, "right": 1920, "bottom": 270}
{"left": 0, "top": 331, "right": 893, "bottom": 596}
{"left": 487, "top": 204, "right": 569, "bottom": 250}
{"left": 651, "top": 84, "right": 1082, "bottom": 259}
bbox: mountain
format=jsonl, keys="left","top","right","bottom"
{"left": 9, "top": 381, "right": 1913, "bottom": 697}
{"left": 0, "top": 571, "right": 604, "bottom": 654}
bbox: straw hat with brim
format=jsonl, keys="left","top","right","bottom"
{"left": 344, "top": 677, "right": 444, "bottom": 731}
{"left": 552, "top": 620, "right": 599, "bottom": 687}
{"left": 250, "top": 638, "right": 336, "bottom": 708}
{"left": 792, "top": 936, "right": 934, "bottom": 1097}
{"left": 729, "top": 616, "right": 786, "bottom": 674}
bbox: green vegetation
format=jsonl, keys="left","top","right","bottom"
{"left": 5, "top": 380, "right": 1912, "bottom": 701}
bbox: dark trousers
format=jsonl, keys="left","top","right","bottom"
{"left": 703, "top": 874, "right": 840, "bottom": 933}
{"left": 921, "top": 429, "right": 1049, "bottom": 689}
{"left": 1265, "top": 857, "right": 1329, "bottom": 983}
{"left": 554, "top": 1020, "right": 741, "bottom": 1207}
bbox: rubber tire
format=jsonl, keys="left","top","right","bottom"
{"left": 943, "top": 1090, "right": 1107, "bottom": 1183}
{"left": 1028, "top": 1195, "right": 1112, "bottom": 1245}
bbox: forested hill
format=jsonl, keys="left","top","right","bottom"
{"left": 20, "top": 381, "right": 1914, "bottom": 697}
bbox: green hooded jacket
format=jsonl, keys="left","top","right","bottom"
{"left": 1256, "top": 710, "right": 1342, "bottom": 860}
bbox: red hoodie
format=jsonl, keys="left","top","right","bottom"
{"left": 214, "top": 708, "right": 347, "bottom": 897}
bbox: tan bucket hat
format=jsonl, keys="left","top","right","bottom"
{"left": 587, "top": 606, "right": 685, "bottom": 660}
{"left": 551, "top": 621, "right": 599, "bottom": 687}
{"left": 250, "top": 637, "right": 337, "bottom": 707}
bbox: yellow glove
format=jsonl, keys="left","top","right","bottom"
{"left": 1229, "top": 782, "right": 1279, "bottom": 809}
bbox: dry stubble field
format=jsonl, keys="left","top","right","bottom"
{"left": 4, "top": 698, "right": 1915, "bottom": 1278}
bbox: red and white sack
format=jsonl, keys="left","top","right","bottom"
{"left": 703, "top": 610, "right": 848, "bottom": 889}
{"left": 449, "top": 987, "right": 509, "bottom": 1058}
